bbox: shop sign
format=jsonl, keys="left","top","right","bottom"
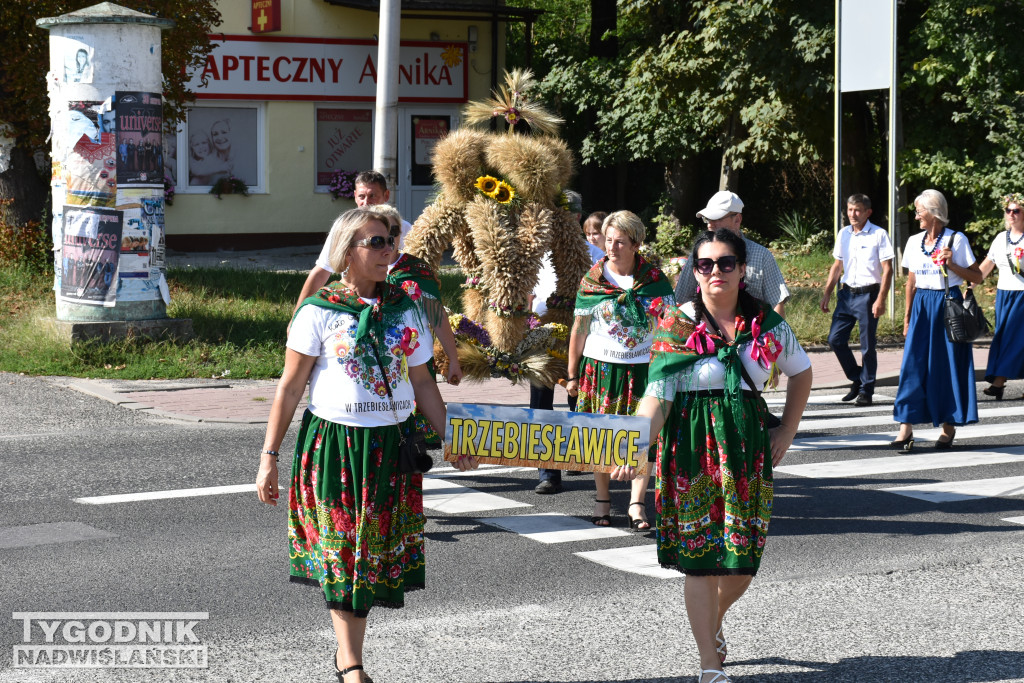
{"left": 189, "top": 36, "right": 468, "bottom": 102}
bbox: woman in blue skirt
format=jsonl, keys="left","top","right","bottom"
{"left": 891, "top": 189, "right": 983, "bottom": 452}
{"left": 977, "top": 192, "right": 1024, "bottom": 400}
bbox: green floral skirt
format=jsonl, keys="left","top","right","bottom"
{"left": 654, "top": 391, "right": 772, "bottom": 576}
{"left": 575, "top": 356, "right": 648, "bottom": 416}
{"left": 288, "top": 410, "right": 425, "bottom": 616}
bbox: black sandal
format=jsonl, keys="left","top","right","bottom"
{"left": 592, "top": 498, "right": 611, "bottom": 526}
{"left": 335, "top": 650, "right": 374, "bottom": 683}
{"left": 627, "top": 502, "right": 651, "bottom": 531}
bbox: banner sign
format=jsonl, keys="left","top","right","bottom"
{"left": 188, "top": 36, "right": 468, "bottom": 102}
{"left": 251, "top": 0, "right": 281, "bottom": 34}
{"left": 840, "top": 0, "right": 893, "bottom": 92}
{"left": 443, "top": 404, "right": 651, "bottom": 474}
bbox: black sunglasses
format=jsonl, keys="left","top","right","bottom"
{"left": 354, "top": 235, "right": 397, "bottom": 251}
{"left": 694, "top": 255, "right": 739, "bottom": 275}
{"left": 1006, "top": 208, "right": 1022, "bottom": 216}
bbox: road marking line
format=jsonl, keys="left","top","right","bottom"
{"left": 480, "top": 513, "right": 630, "bottom": 543}
{"left": 426, "top": 465, "right": 533, "bottom": 478}
{"left": 764, "top": 392, "right": 893, "bottom": 406}
{"left": 75, "top": 484, "right": 254, "bottom": 505}
{"left": 789, "top": 420, "right": 1024, "bottom": 451}
{"left": 575, "top": 544, "right": 681, "bottom": 579}
{"left": 421, "top": 478, "right": 531, "bottom": 514}
{"left": 882, "top": 475, "right": 1024, "bottom": 503}
{"left": 1002, "top": 516, "right": 1024, "bottom": 525}
{"left": 794, "top": 406, "right": 1023, "bottom": 432}
{"left": 776, "top": 446, "right": 1024, "bottom": 478}
{"left": 0, "top": 522, "right": 117, "bottom": 549}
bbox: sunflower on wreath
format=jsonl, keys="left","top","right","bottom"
{"left": 473, "top": 174, "right": 518, "bottom": 206}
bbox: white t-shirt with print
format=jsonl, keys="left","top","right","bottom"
{"left": 645, "top": 302, "right": 810, "bottom": 398}
{"left": 986, "top": 232, "right": 1024, "bottom": 292}
{"left": 580, "top": 265, "right": 672, "bottom": 365}
{"left": 287, "top": 302, "right": 432, "bottom": 427}
{"left": 901, "top": 229, "right": 976, "bottom": 290}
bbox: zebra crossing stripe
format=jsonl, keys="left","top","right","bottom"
{"left": 421, "top": 477, "right": 532, "bottom": 514}
{"left": 426, "top": 464, "right": 533, "bottom": 478}
{"left": 881, "top": 475, "right": 1024, "bottom": 503}
{"left": 574, "top": 544, "right": 681, "bottom": 579}
{"left": 776, "top": 446, "right": 1024, "bottom": 478}
{"left": 794, "top": 405, "right": 1023, "bottom": 432}
{"left": 479, "top": 513, "right": 630, "bottom": 543}
{"left": 1002, "top": 516, "right": 1024, "bottom": 525}
{"left": 789, "top": 421, "right": 1024, "bottom": 451}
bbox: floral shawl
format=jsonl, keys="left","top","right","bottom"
{"left": 648, "top": 301, "right": 788, "bottom": 423}
{"left": 296, "top": 280, "right": 417, "bottom": 355}
{"left": 573, "top": 254, "right": 673, "bottom": 327}
{"left": 386, "top": 252, "right": 445, "bottom": 330}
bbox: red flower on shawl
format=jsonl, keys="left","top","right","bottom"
{"left": 398, "top": 327, "right": 419, "bottom": 356}
{"left": 400, "top": 280, "right": 422, "bottom": 301}
{"left": 328, "top": 294, "right": 341, "bottom": 304}
{"left": 646, "top": 297, "right": 666, "bottom": 317}
{"left": 659, "top": 313, "right": 676, "bottom": 330}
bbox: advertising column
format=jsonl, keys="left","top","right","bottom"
{"left": 38, "top": 3, "right": 175, "bottom": 323}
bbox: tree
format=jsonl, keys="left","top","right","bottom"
{"left": 899, "top": 0, "right": 1024, "bottom": 242}
{"left": 0, "top": 1, "right": 221, "bottom": 228}
{"left": 540, "top": 0, "right": 834, "bottom": 231}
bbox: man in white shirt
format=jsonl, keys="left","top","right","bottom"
{"left": 819, "top": 194, "right": 894, "bottom": 406}
{"left": 290, "top": 171, "right": 412, "bottom": 320}
{"left": 674, "top": 191, "right": 790, "bottom": 317}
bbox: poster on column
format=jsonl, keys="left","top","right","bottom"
{"left": 114, "top": 189, "right": 165, "bottom": 301}
{"left": 64, "top": 101, "right": 116, "bottom": 208}
{"left": 59, "top": 206, "right": 122, "bottom": 306}
{"left": 115, "top": 92, "right": 163, "bottom": 187}
{"left": 57, "top": 36, "right": 94, "bottom": 84}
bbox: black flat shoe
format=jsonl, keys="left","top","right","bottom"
{"left": 841, "top": 384, "right": 861, "bottom": 402}
{"left": 983, "top": 385, "right": 1004, "bottom": 400}
{"left": 889, "top": 437, "right": 914, "bottom": 454}
{"left": 335, "top": 651, "right": 374, "bottom": 683}
{"left": 935, "top": 429, "right": 956, "bottom": 449}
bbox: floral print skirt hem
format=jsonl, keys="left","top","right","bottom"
{"left": 655, "top": 392, "right": 772, "bottom": 575}
{"left": 288, "top": 410, "right": 426, "bottom": 616}
{"left": 575, "top": 356, "right": 648, "bottom": 416}
{"left": 289, "top": 575, "right": 425, "bottom": 617}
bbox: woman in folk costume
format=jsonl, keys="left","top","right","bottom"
{"left": 977, "top": 192, "right": 1024, "bottom": 400}
{"left": 613, "top": 228, "right": 811, "bottom": 683}
{"left": 373, "top": 204, "right": 463, "bottom": 447}
{"left": 256, "top": 208, "right": 476, "bottom": 683}
{"left": 565, "top": 211, "right": 674, "bottom": 529}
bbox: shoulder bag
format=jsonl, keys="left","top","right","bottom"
{"left": 368, "top": 338, "right": 433, "bottom": 474}
{"left": 941, "top": 232, "right": 990, "bottom": 343}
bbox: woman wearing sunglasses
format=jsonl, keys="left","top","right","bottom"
{"left": 976, "top": 193, "right": 1024, "bottom": 400}
{"left": 566, "top": 211, "right": 674, "bottom": 529}
{"left": 256, "top": 208, "right": 477, "bottom": 683}
{"left": 891, "top": 189, "right": 982, "bottom": 452}
{"left": 615, "top": 228, "right": 811, "bottom": 683}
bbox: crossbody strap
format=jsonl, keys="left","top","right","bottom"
{"left": 367, "top": 336, "right": 405, "bottom": 433}
{"left": 941, "top": 231, "right": 955, "bottom": 297}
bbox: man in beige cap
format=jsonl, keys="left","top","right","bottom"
{"left": 673, "top": 190, "right": 790, "bottom": 316}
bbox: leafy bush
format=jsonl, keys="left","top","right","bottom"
{"left": 770, "top": 210, "right": 830, "bottom": 255}
{"left": 0, "top": 199, "right": 50, "bottom": 272}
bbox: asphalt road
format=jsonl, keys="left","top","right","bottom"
{"left": 1, "top": 372, "right": 1023, "bottom": 682}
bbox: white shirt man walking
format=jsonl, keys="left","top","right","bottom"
{"left": 819, "top": 193, "right": 894, "bottom": 406}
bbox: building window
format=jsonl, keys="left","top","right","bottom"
{"left": 177, "top": 103, "right": 264, "bottom": 193}
{"left": 315, "top": 106, "right": 374, "bottom": 191}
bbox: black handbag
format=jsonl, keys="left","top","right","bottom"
{"left": 369, "top": 340, "right": 433, "bottom": 474}
{"left": 941, "top": 233, "right": 990, "bottom": 344}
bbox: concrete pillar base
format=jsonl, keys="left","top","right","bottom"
{"left": 43, "top": 317, "right": 194, "bottom": 343}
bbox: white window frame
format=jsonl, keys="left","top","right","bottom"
{"left": 313, "top": 103, "right": 376, "bottom": 194}
{"left": 175, "top": 101, "right": 266, "bottom": 194}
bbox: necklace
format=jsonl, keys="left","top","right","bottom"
{"left": 921, "top": 230, "right": 944, "bottom": 257}
{"left": 1007, "top": 230, "right": 1024, "bottom": 247}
